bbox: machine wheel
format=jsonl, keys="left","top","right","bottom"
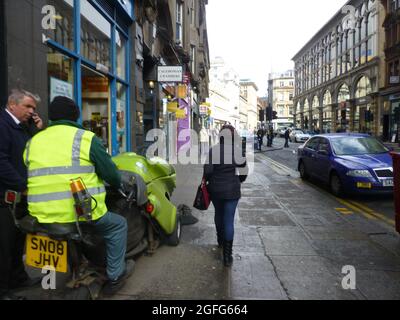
{"left": 299, "top": 161, "right": 309, "bottom": 180}
{"left": 330, "top": 172, "right": 344, "bottom": 197}
{"left": 165, "top": 214, "right": 182, "bottom": 247}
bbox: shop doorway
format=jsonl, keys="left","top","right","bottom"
{"left": 81, "top": 65, "right": 110, "bottom": 152}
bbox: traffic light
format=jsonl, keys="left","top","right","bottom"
{"left": 266, "top": 107, "right": 273, "bottom": 121}
{"left": 272, "top": 111, "right": 278, "bottom": 120}
{"left": 259, "top": 109, "right": 265, "bottom": 122}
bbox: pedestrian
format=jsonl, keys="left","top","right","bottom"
{"left": 284, "top": 128, "right": 291, "bottom": 148}
{"left": 0, "top": 89, "right": 44, "bottom": 300}
{"left": 204, "top": 125, "right": 248, "bottom": 267}
{"left": 256, "top": 127, "right": 265, "bottom": 151}
{"left": 24, "top": 96, "right": 134, "bottom": 296}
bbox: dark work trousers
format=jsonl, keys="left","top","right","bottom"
{"left": 284, "top": 138, "right": 289, "bottom": 148}
{"left": 0, "top": 205, "right": 28, "bottom": 295}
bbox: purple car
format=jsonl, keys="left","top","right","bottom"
{"left": 298, "top": 134, "right": 393, "bottom": 196}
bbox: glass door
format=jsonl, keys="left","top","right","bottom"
{"left": 81, "top": 65, "right": 111, "bottom": 152}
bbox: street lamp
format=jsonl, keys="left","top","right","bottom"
{"left": 148, "top": 80, "right": 157, "bottom": 130}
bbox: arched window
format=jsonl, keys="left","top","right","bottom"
{"left": 355, "top": 76, "right": 372, "bottom": 98}
{"left": 361, "top": 18, "right": 367, "bottom": 39}
{"left": 304, "top": 99, "right": 310, "bottom": 113}
{"left": 312, "top": 96, "right": 319, "bottom": 109}
{"left": 323, "top": 90, "right": 332, "bottom": 106}
{"left": 338, "top": 83, "right": 350, "bottom": 103}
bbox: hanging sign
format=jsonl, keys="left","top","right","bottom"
{"left": 177, "top": 85, "right": 187, "bottom": 99}
{"left": 167, "top": 102, "right": 178, "bottom": 113}
{"left": 158, "top": 66, "right": 183, "bottom": 83}
{"left": 176, "top": 109, "right": 186, "bottom": 119}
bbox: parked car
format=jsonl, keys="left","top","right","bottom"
{"left": 274, "top": 127, "right": 286, "bottom": 138}
{"left": 298, "top": 134, "right": 393, "bottom": 196}
{"left": 290, "top": 130, "right": 311, "bottom": 143}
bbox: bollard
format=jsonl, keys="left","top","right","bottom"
{"left": 390, "top": 152, "right": 400, "bottom": 234}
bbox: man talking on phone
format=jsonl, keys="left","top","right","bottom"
{"left": 0, "top": 89, "right": 43, "bottom": 300}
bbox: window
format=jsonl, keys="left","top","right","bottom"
{"left": 45, "top": 0, "right": 74, "bottom": 51}
{"left": 176, "top": 2, "right": 183, "bottom": 44}
{"left": 80, "top": 0, "right": 112, "bottom": 70}
{"left": 280, "top": 81, "right": 285, "bottom": 87}
{"left": 116, "top": 30, "right": 127, "bottom": 80}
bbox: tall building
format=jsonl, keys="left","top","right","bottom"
{"left": 240, "top": 80, "right": 259, "bottom": 132}
{"left": 293, "top": 0, "right": 386, "bottom": 137}
{"left": 208, "top": 57, "right": 240, "bottom": 130}
{"left": 380, "top": 0, "right": 400, "bottom": 142}
{"left": 268, "top": 71, "right": 295, "bottom": 126}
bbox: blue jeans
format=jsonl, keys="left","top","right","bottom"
{"left": 212, "top": 199, "right": 239, "bottom": 242}
{"left": 93, "top": 212, "right": 127, "bottom": 281}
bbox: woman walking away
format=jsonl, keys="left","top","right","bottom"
{"left": 204, "top": 125, "right": 248, "bottom": 267}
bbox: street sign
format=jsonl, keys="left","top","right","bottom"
{"left": 157, "top": 66, "right": 183, "bottom": 83}
{"left": 390, "top": 76, "right": 400, "bottom": 84}
{"left": 200, "top": 103, "right": 209, "bottom": 116}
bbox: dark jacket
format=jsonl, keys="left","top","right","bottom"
{"left": 0, "top": 109, "right": 32, "bottom": 197}
{"left": 48, "top": 120, "right": 121, "bottom": 189}
{"left": 204, "top": 143, "right": 248, "bottom": 200}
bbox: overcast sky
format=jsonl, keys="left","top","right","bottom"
{"left": 207, "top": 0, "right": 349, "bottom": 96}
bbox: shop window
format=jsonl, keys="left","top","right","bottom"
{"left": 80, "top": 0, "right": 111, "bottom": 71}
{"left": 338, "top": 83, "right": 350, "bottom": 103}
{"left": 47, "top": 47, "right": 74, "bottom": 103}
{"left": 117, "top": 83, "right": 127, "bottom": 153}
{"left": 116, "top": 30, "right": 127, "bottom": 80}
{"left": 81, "top": 65, "right": 110, "bottom": 152}
{"left": 355, "top": 76, "right": 372, "bottom": 99}
{"left": 45, "top": 0, "right": 74, "bottom": 51}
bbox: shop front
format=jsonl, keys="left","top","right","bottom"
{"left": 303, "top": 99, "right": 310, "bottom": 130}
{"left": 353, "top": 76, "right": 373, "bottom": 134}
{"left": 311, "top": 96, "right": 320, "bottom": 133}
{"left": 44, "top": 0, "right": 133, "bottom": 156}
{"left": 322, "top": 91, "right": 332, "bottom": 133}
{"left": 336, "top": 84, "right": 350, "bottom": 132}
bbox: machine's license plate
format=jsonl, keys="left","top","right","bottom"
{"left": 383, "top": 179, "right": 394, "bottom": 187}
{"left": 26, "top": 234, "right": 68, "bottom": 273}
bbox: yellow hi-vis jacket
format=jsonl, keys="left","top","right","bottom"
{"left": 23, "top": 125, "right": 108, "bottom": 223}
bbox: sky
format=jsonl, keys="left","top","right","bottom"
{"left": 206, "top": 0, "right": 349, "bottom": 96}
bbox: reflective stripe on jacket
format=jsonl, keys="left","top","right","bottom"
{"left": 24, "top": 125, "right": 108, "bottom": 223}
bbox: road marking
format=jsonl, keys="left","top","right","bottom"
{"left": 347, "top": 200, "right": 396, "bottom": 227}
{"left": 336, "top": 198, "right": 378, "bottom": 220}
{"left": 335, "top": 208, "right": 354, "bottom": 215}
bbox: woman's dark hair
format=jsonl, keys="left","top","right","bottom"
{"left": 219, "top": 124, "right": 240, "bottom": 145}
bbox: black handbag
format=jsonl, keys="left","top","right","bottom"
{"left": 193, "top": 178, "right": 211, "bottom": 211}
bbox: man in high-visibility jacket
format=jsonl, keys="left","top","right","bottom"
{"left": 24, "top": 96, "right": 133, "bottom": 295}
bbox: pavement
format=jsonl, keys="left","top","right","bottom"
{"left": 15, "top": 146, "right": 400, "bottom": 300}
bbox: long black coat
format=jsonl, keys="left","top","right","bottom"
{"left": 203, "top": 143, "right": 248, "bottom": 200}
{"left": 0, "top": 109, "right": 32, "bottom": 197}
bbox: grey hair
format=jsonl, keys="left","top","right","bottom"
{"left": 8, "top": 89, "right": 41, "bottom": 105}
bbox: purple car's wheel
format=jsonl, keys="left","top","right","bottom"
{"left": 330, "top": 173, "right": 344, "bottom": 197}
{"left": 299, "top": 162, "right": 309, "bottom": 180}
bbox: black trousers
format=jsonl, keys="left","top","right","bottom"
{"left": 0, "top": 206, "right": 28, "bottom": 294}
